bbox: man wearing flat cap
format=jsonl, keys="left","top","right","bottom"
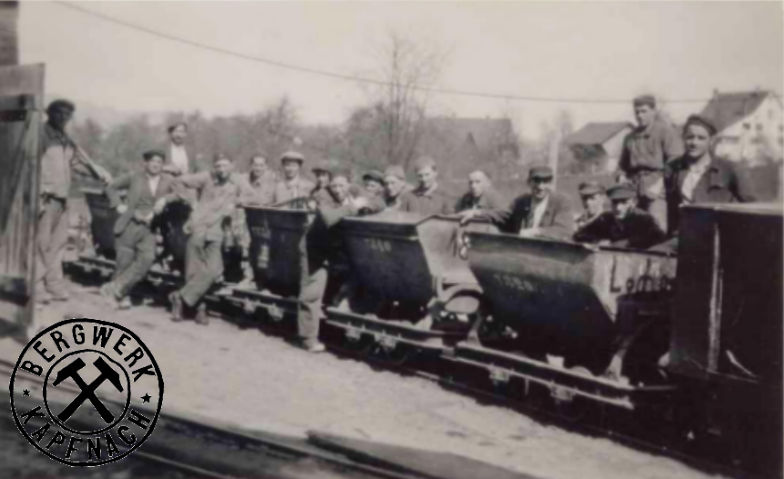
{"left": 170, "top": 153, "right": 243, "bottom": 325}
{"left": 399, "top": 156, "right": 453, "bottom": 216}
{"left": 37, "top": 99, "right": 112, "bottom": 303}
{"left": 664, "top": 114, "right": 756, "bottom": 234}
{"left": 272, "top": 151, "right": 315, "bottom": 206}
{"left": 101, "top": 150, "right": 176, "bottom": 309}
{"left": 455, "top": 170, "right": 505, "bottom": 213}
{"left": 575, "top": 180, "right": 606, "bottom": 229}
{"left": 573, "top": 183, "right": 666, "bottom": 249}
{"left": 617, "top": 94, "right": 683, "bottom": 232}
{"left": 472, "top": 165, "right": 574, "bottom": 239}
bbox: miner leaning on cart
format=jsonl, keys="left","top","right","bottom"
{"left": 101, "top": 149, "right": 176, "bottom": 309}
{"left": 169, "top": 153, "right": 242, "bottom": 325}
{"left": 37, "top": 99, "right": 112, "bottom": 304}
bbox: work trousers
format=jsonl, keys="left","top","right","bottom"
{"left": 179, "top": 235, "right": 223, "bottom": 307}
{"left": 36, "top": 197, "right": 69, "bottom": 295}
{"left": 297, "top": 266, "right": 328, "bottom": 347}
{"left": 112, "top": 221, "right": 156, "bottom": 298}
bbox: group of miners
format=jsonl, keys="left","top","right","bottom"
{"left": 34, "top": 95, "right": 758, "bottom": 351}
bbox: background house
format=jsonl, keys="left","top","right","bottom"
{"left": 562, "top": 122, "right": 633, "bottom": 174}
{"left": 700, "top": 90, "right": 783, "bottom": 165}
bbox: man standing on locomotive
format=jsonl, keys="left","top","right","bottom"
{"left": 169, "top": 153, "right": 243, "bottom": 325}
{"left": 466, "top": 165, "right": 574, "bottom": 239}
{"left": 617, "top": 95, "right": 683, "bottom": 232}
{"left": 399, "top": 156, "right": 453, "bottom": 216}
{"left": 37, "top": 99, "right": 112, "bottom": 303}
{"left": 574, "top": 180, "right": 606, "bottom": 229}
{"left": 454, "top": 170, "right": 504, "bottom": 213}
{"left": 297, "top": 171, "right": 372, "bottom": 353}
{"left": 272, "top": 151, "right": 315, "bottom": 206}
{"left": 664, "top": 114, "right": 756, "bottom": 234}
{"left": 101, "top": 150, "right": 175, "bottom": 309}
{"left": 573, "top": 183, "right": 666, "bottom": 249}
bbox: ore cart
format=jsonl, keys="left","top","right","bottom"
{"left": 324, "top": 213, "right": 497, "bottom": 357}
{"left": 456, "top": 233, "right": 677, "bottom": 409}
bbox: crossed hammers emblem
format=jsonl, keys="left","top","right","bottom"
{"left": 52, "top": 357, "right": 124, "bottom": 424}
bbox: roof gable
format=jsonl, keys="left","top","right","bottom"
{"left": 699, "top": 91, "right": 775, "bottom": 132}
{"left": 564, "top": 122, "right": 632, "bottom": 146}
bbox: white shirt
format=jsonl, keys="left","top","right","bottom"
{"left": 520, "top": 194, "right": 549, "bottom": 236}
{"left": 169, "top": 143, "right": 189, "bottom": 174}
{"left": 681, "top": 156, "right": 711, "bottom": 202}
{"left": 147, "top": 174, "right": 160, "bottom": 196}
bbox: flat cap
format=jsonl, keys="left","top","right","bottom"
{"left": 528, "top": 165, "right": 554, "bottom": 180}
{"left": 606, "top": 183, "right": 636, "bottom": 201}
{"left": 413, "top": 156, "right": 437, "bottom": 172}
{"left": 632, "top": 94, "right": 656, "bottom": 108}
{"left": 384, "top": 165, "right": 406, "bottom": 180}
{"left": 142, "top": 149, "right": 166, "bottom": 161}
{"left": 47, "top": 99, "right": 75, "bottom": 113}
{"left": 683, "top": 114, "right": 717, "bottom": 136}
{"left": 279, "top": 150, "right": 305, "bottom": 163}
{"left": 311, "top": 159, "right": 333, "bottom": 174}
{"left": 362, "top": 170, "right": 385, "bottom": 183}
{"left": 578, "top": 180, "right": 604, "bottom": 196}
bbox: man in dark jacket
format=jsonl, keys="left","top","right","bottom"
{"left": 399, "top": 156, "right": 453, "bottom": 216}
{"left": 573, "top": 183, "right": 666, "bottom": 249}
{"left": 101, "top": 150, "right": 176, "bottom": 308}
{"left": 471, "top": 165, "right": 574, "bottom": 240}
{"left": 664, "top": 114, "right": 756, "bottom": 234}
{"left": 454, "top": 170, "right": 505, "bottom": 213}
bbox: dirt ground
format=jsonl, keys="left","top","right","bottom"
{"left": 0, "top": 279, "right": 726, "bottom": 479}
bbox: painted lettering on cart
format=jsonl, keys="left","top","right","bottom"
{"left": 609, "top": 256, "right": 672, "bottom": 294}
{"left": 363, "top": 237, "right": 393, "bottom": 253}
{"left": 492, "top": 273, "right": 536, "bottom": 293}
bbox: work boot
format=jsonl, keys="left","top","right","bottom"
{"left": 194, "top": 304, "right": 209, "bottom": 326}
{"left": 169, "top": 292, "right": 183, "bottom": 322}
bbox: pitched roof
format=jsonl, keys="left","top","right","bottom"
{"left": 564, "top": 122, "right": 632, "bottom": 146}
{"left": 699, "top": 91, "right": 775, "bottom": 132}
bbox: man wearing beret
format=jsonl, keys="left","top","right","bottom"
{"left": 309, "top": 160, "right": 335, "bottom": 208}
{"left": 101, "top": 150, "right": 176, "bottom": 308}
{"left": 272, "top": 151, "right": 315, "bottom": 206}
{"left": 617, "top": 95, "right": 683, "bottom": 232}
{"left": 169, "top": 153, "right": 243, "bottom": 324}
{"left": 454, "top": 170, "right": 505, "bottom": 213}
{"left": 575, "top": 180, "right": 606, "bottom": 229}
{"left": 573, "top": 183, "right": 666, "bottom": 249}
{"left": 399, "top": 156, "right": 453, "bottom": 216}
{"left": 664, "top": 114, "right": 756, "bottom": 234}
{"left": 358, "top": 170, "right": 388, "bottom": 214}
{"left": 37, "top": 99, "right": 112, "bottom": 303}
{"left": 468, "top": 166, "right": 574, "bottom": 239}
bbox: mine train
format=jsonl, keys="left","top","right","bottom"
{"left": 72, "top": 187, "right": 782, "bottom": 476}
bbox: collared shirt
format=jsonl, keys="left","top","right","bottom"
{"left": 177, "top": 171, "right": 242, "bottom": 241}
{"left": 619, "top": 118, "right": 684, "bottom": 174}
{"left": 399, "top": 183, "right": 453, "bottom": 216}
{"left": 680, "top": 156, "right": 711, "bottom": 202}
{"left": 454, "top": 188, "right": 505, "bottom": 213}
{"left": 521, "top": 194, "right": 549, "bottom": 234}
{"left": 169, "top": 143, "right": 189, "bottom": 174}
{"left": 273, "top": 176, "right": 315, "bottom": 204}
{"left": 147, "top": 174, "right": 160, "bottom": 196}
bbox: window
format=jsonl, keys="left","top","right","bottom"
{"left": 743, "top": 122, "right": 751, "bottom": 130}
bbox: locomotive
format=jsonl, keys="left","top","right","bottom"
{"left": 68, "top": 189, "right": 782, "bottom": 477}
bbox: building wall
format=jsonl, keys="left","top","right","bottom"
{"left": 601, "top": 127, "right": 631, "bottom": 173}
{"left": 715, "top": 95, "right": 784, "bottom": 164}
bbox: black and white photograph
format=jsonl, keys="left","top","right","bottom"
{"left": 0, "top": 1, "right": 782, "bottom": 478}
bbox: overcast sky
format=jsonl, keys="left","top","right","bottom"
{"left": 19, "top": 1, "right": 783, "bottom": 137}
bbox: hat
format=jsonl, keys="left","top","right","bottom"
{"left": 311, "top": 160, "right": 333, "bottom": 174}
{"left": 47, "top": 99, "right": 75, "bottom": 114}
{"left": 384, "top": 165, "right": 405, "bottom": 180}
{"left": 528, "top": 165, "right": 554, "bottom": 180}
{"left": 142, "top": 149, "right": 166, "bottom": 161}
{"left": 167, "top": 122, "right": 188, "bottom": 134}
{"left": 632, "top": 94, "right": 656, "bottom": 109}
{"left": 362, "top": 170, "right": 384, "bottom": 184}
{"left": 280, "top": 150, "right": 305, "bottom": 164}
{"left": 683, "top": 114, "right": 717, "bottom": 136}
{"left": 578, "top": 180, "right": 604, "bottom": 197}
{"left": 213, "top": 152, "right": 232, "bottom": 163}
{"left": 413, "top": 156, "right": 437, "bottom": 172}
{"left": 606, "top": 183, "right": 636, "bottom": 201}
